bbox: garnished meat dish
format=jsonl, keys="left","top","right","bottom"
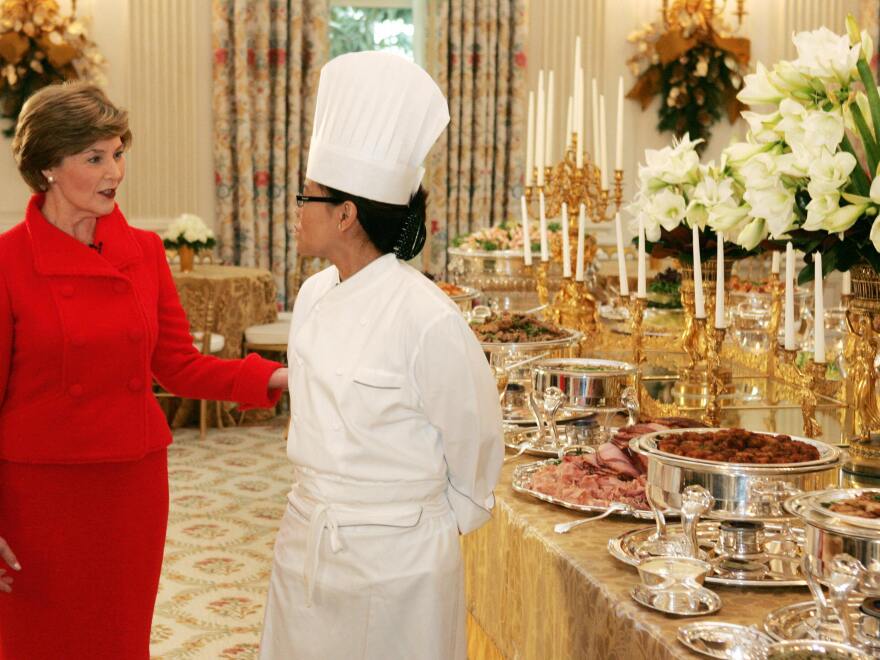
{"left": 526, "top": 417, "right": 703, "bottom": 510}
{"left": 729, "top": 275, "right": 771, "bottom": 294}
{"left": 825, "top": 492, "right": 880, "bottom": 519}
{"left": 471, "top": 313, "right": 568, "bottom": 343}
{"left": 656, "top": 428, "right": 820, "bottom": 464}
{"left": 436, "top": 281, "right": 466, "bottom": 297}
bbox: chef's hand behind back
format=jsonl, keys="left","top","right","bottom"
{"left": 0, "top": 535, "right": 20, "bottom": 593}
{"left": 268, "top": 368, "right": 289, "bottom": 392}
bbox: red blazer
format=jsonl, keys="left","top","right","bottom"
{"left": 0, "top": 195, "right": 282, "bottom": 463}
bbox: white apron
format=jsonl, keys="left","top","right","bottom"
{"left": 259, "top": 467, "right": 465, "bottom": 659}
{"left": 260, "top": 255, "right": 502, "bottom": 660}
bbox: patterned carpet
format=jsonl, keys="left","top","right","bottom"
{"left": 150, "top": 425, "right": 290, "bottom": 659}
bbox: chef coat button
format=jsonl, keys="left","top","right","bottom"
{"left": 127, "top": 377, "right": 143, "bottom": 391}
{"left": 69, "top": 384, "right": 83, "bottom": 397}
{"left": 71, "top": 336, "right": 86, "bottom": 348}
{"left": 331, "top": 422, "right": 341, "bottom": 431}
{"left": 335, "top": 368, "right": 342, "bottom": 376}
{"left": 128, "top": 328, "right": 143, "bottom": 342}
{"left": 296, "top": 356, "right": 303, "bottom": 366}
{"left": 60, "top": 285, "right": 74, "bottom": 298}
{"left": 113, "top": 281, "right": 127, "bottom": 294}
{"left": 360, "top": 319, "right": 367, "bottom": 326}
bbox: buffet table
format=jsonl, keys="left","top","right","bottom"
{"left": 464, "top": 456, "right": 811, "bottom": 660}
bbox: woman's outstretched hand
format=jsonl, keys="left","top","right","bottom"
{"left": 268, "top": 368, "right": 289, "bottom": 392}
{"left": 0, "top": 535, "right": 20, "bottom": 593}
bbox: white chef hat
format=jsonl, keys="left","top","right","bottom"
{"left": 306, "top": 51, "right": 450, "bottom": 205}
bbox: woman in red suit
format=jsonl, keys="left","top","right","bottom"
{"left": 0, "top": 82, "right": 288, "bottom": 658}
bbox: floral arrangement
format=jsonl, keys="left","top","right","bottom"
{"left": 0, "top": 0, "right": 105, "bottom": 136}
{"left": 450, "top": 221, "right": 561, "bottom": 253}
{"left": 626, "top": 2, "right": 750, "bottom": 149}
{"left": 627, "top": 133, "right": 750, "bottom": 263}
{"left": 716, "top": 16, "right": 880, "bottom": 282}
{"left": 162, "top": 213, "right": 216, "bottom": 252}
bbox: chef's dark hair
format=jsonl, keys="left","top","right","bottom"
{"left": 321, "top": 184, "right": 427, "bottom": 261}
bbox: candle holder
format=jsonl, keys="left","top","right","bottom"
{"left": 534, "top": 260, "right": 550, "bottom": 307}
{"left": 766, "top": 272, "right": 783, "bottom": 404}
{"left": 776, "top": 348, "right": 823, "bottom": 439}
{"left": 704, "top": 325, "right": 726, "bottom": 427}
{"left": 627, "top": 294, "right": 647, "bottom": 368}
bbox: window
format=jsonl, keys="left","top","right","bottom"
{"left": 329, "top": 0, "right": 426, "bottom": 66}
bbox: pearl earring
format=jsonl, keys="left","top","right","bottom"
{"left": 47, "top": 175, "right": 55, "bottom": 184}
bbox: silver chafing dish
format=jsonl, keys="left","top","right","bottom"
{"left": 480, "top": 329, "right": 583, "bottom": 358}
{"left": 630, "top": 429, "right": 841, "bottom": 521}
{"left": 531, "top": 358, "right": 638, "bottom": 410}
{"left": 445, "top": 284, "right": 481, "bottom": 312}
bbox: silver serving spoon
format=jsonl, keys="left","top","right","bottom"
{"left": 542, "top": 386, "right": 567, "bottom": 448}
{"left": 554, "top": 503, "right": 630, "bottom": 533}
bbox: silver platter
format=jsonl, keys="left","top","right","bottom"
{"left": 511, "top": 458, "right": 656, "bottom": 520}
{"left": 608, "top": 521, "right": 807, "bottom": 587}
{"left": 763, "top": 598, "right": 880, "bottom": 655}
{"left": 504, "top": 425, "right": 607, "bottom": 457}
{"left": 631, "top": 583, "right": 721, "bottom": 616}
{"left": 677, "top": 622, "right": 772, "bottom": 659}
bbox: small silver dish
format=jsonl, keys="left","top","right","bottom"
{"left": 719, "top": 520, "right": 765, "bottom": 557}
{"left": 637, "top": 556, "right": 712, "bottom": 591}
{"left": 677, "top": 622, "right": 772, "bottom": 659}
{"left": 630, "top": 583, "right": 721, "bottom": 616}
{"left": 764, "top": 639, "right": 870, "bottom": 659}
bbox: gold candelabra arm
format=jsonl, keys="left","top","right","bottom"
{"left": 535, "top": 261, "right": 550, "bottom": 308}
{"left": 704, "top": 324, "right": 725, "bottom": 427}
{"left": 845, "top": 308, "right": 880, "bottom": 443}
{"left": 802, "top": 360, "right": 824, "bottom": 439}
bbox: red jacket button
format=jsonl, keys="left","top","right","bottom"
{"left": 71, "top": 336, "right": 86, "bottom": 347}
{"left": 69, "top": 384, "right": 84, "bottom": 397}
{"left": 60, "top": 285, "right": 74, "bottom": 298}
{"left": 114, "top": 281, "right": 127, "bottom": 293}
{"left": 128, "top": 378, "right": 143, "bottom": 391}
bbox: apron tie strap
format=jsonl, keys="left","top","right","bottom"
{"left": 303, "top": 503, "right": 343, "bottom": 607}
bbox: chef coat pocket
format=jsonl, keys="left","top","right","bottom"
{"left": 352, "top": 367, "right": 404, "bottom": 390}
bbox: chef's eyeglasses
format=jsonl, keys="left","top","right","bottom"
{"left": 296, "top": 194, "right": 343, "bottom": 208}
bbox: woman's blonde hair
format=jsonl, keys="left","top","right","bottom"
{"left": 12, "top": 81, "right": 132, "bottom": 192}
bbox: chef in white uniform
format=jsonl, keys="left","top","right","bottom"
{"left": 259, "top": 51, "right": 503, "bottom": 659}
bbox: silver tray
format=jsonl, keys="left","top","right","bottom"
{"left": 511, "top": 458, "right": 656, "bottom": 520}
{"left": 764, "top": 598, "right": 873, "bottom": 646}
{"left": 608, "top": 521, "right": 807, "bottom": 587}
{"left": 631, "top": 583, "right": 721, "bottom": 616}
{"left": 504, "top": 424, "right": 607, "bottom": 457}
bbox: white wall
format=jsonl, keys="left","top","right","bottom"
{"left": 526, "top": 0, "right": 862, "bottom": 244}
{"left": 0, "top": 0, "right": 214, "bottom": 234}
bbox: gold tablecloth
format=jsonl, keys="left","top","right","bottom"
{"left": 463, "top": 457, "right": 809, "bottom": 660}
{"left": 170, "top": 264, "right": 278, "bottom": 426}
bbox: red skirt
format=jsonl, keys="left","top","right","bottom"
{"left": 0, "top": 449, "right": 168, "bottom": 659}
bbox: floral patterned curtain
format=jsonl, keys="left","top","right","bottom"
{"left": 422, "top": 0, "right": 528, "bottom": 274}
{"left": 212, "top": 0, "right": 328, "bottom": 306}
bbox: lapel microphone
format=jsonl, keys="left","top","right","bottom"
{"left": 88, "top": 241, "right": 104, "bottom": 254}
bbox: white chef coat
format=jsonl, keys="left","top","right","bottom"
{"left": 259, "top": 253, "right": 503, "bottom": 660}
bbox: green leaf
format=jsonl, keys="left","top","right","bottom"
{"left": 797, "top": 261, "right": 815, "bottom": 285}
{"left": 857, "top": 58, "right": 880, "bottom": 142}
{"left": 851, "top": 102, "right": 880, "bottom": 174}
{"left": 841, "top": 133, "right": 871, "bottom": 196}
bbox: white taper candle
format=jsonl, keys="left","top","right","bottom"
{"left": 536, "top": 71, "right": 545, "bottom": 186}
{"left": 842, "top": 270, "right": 852, "bottom": 296}
{"left": 615, "top": 76, "right": 624, "bottom": 171}
{"left": 600, "top": 94, "right": 608, "bottom": 189}
{"left": 771, "top": 250, "right": 780, "bottom": 275}
{"left": 693, "top": 225, "right": 706, "bottom": 319}
{"left": 591, "top": 78, "right": 599, "bottom": 163}
{"left": 784, "top": 242, "right": 795, "bottom": 350}
{"left": 546, "top": 71, "right": 555, "bottom": 165}
{"left": 575, "top": 204, "right": 586, "bottom": 281}
{"left": 615, "top": 212, "right": 629, "bottom": 297}
{"left": 521, "top": 195, "right": 532, "bottom": 266}
{"left": 814, "top": 252, "right": 825, "bottom": 363}
{"left": 539, "top": 192, "right": 549, "bottom": 262}
{"left": 715, "top": 234, "right": 725, "bottom": 329}
{"left": 525, "top": 91, "right": 535, "bottom": 187}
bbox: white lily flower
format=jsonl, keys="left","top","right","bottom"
{"left": 738, "top": 62, "right": 784, "bottom": 105}
{"left": 803, "top": 192, "right": 842, "bottom": 230}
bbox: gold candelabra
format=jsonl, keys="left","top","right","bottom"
{"left": 627, "top": 294, "right": 647, "bottom": 368}
{"left": 766, "top": 272, "right": 783, "bottom": 404}
{"left": 704, "top": 324, "right": 726, "bottom": 426}
{"left": 522, "top": 132, "right": 625, "bottom": 340}
{"left": 777, "top": 348, "right": 823, "bottom": 439}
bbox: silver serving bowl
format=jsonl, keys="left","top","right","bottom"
{"left": 631, "top": 429, "right": 841, "bottom": 521}
{"left": 445, "top": 284, "right": 481, "bottom": 312}
{"left": 531, "top": 358, "right": 638, "bottom": 410}
{"left": 480, "top": 329, "right": 583, "bottom": 357}
{"left": 786, "top": 489, "right": 880, "bottom": 582}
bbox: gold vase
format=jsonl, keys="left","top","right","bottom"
{"left": 178, "top": 245, "right": 195, "bottom": 273}
{"left": 845, "top": 263, "right": 880, "bottom": 472}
